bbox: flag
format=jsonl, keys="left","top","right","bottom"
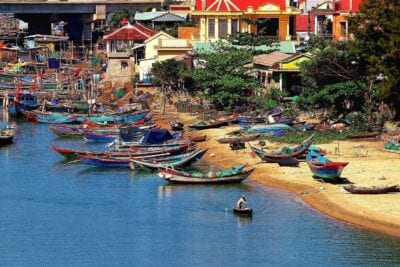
{"left": 121, "top": 17, "right": 128, "bottom": 25}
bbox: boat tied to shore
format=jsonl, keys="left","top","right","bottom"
{"left": 158, "top": 164, "right": 254, "bottom": 184}
{"left": 249, "top": 133, "right": 316, "bottom": 163}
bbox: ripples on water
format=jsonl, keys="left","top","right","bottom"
{"left": 0, "top": 122, "right": 399, "bottom": 266}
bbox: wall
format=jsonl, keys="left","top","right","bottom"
{"left": 178, "top": 27, "right": 200, "bottom": 40}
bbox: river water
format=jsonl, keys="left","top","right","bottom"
{"left": 1, "top": 121, "right": 399, "bottom": 266}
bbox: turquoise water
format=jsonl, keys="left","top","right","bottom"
{"left": 1, "top": 122, "right": 400, "bottom": 266}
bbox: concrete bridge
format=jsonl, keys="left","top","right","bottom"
{"left": 0, "top": 0, "right": 162, "bottom": 41}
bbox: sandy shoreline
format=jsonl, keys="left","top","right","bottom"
{"left": 154, "top": 112, "right": 400, "bottom": 237}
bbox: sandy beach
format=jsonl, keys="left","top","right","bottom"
{"left": 156, "top": 112, "right": 400, "bottom": 237}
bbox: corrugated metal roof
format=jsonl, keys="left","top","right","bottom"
{"left": 253, "top": 51, "right": 292, "bottom": 67}
{"left": 134, "top": 11, "right": 187, "bottom": 21}
{"left": 152, "top": 13, "right": 186, "bottom": 22}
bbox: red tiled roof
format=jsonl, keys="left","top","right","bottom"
{"left": 194, "top": 0, "right": 286, "bottom": 12}
{"left": 296, "top": 14, "right": 315, "bottom": 32}
{"left": 103, "top": 23, "right": 156, "bottom": 41}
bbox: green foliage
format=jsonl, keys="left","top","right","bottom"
{"left": 348, "top": 0, "right": 400, "bottom": 108}
{"left": 187, "top": 41, "right": 260, "bottom": 110}
{"left": 151, "top": 58, "right": 188, "bottom": 89}
{"left": 109, "top": 9, "right": 135, "bottom": 28}
{"left": 299, "top": 81, "right": 372, "bottom": 115}
{"left": 225, "top": 32, "right": 275, "bottom": 47}
{"left": 345, "top": 111, "right": 374, "bottom": 132}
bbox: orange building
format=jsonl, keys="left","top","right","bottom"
{"left": 296, "top": 0, "right": 362, "bottom": 41}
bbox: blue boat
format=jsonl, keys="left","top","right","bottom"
{"left": 306, "top": 150, "right": 349, "bottom": 180}
{"left": 241, "top": 123, "right": 293, "bottom": 133}
{"left": 84, "top": 132, "right": 118, "bottom": 142}
{"left": 8, "top": 93, "right": 39, "bottom": 116}
{"left": 35, "top": 111, "right": 76, "bottom": 124}
{"left": 76, "top": 111, "right": 147, "bottom": 124}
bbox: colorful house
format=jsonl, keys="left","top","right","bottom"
{"left": 296, "top": 0, "right": 362, "bottom": 41}
{"left": 103, "top": 23, "right": 156, "bottom": 53}
{"left": 138, "top": 31, "right": 192, "bottom": 82}
{"left": 251, "top": 52, "right": 312, "bottom": 94}
{"left": 190, "top": 0, "right": 301, "bottom": 42}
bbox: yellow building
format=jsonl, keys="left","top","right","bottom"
{"left": 190, "top": 0, "right": 301, "bottom": 42}
{"left": 138, "top": 31, "right": 192, "bottom": 81}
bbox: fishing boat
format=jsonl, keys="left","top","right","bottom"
{"left": 306, "top": 150, "right": 348, "bottom": 180}
{"left": 384, "top": 141, "right": 400, "bottom": 153}
{"left": 217, "top": 133, "right": 260, "bottom": 144}
{"left": 52, "top": 143, "right": 192, "bottom": 161}
{"left": 158, "top": 164, "right": 254, "bottom": 184}
{"left": 8, "top": 92, "right": 39, "bottom": 116}
{"left": 50, "top": 125, "right": 84, "bottom": 138}
{"left": 34, "top": 111, "right": 77, "bottom": 124}
{"left": 76, "top": 111, "right": 147, "bottom": 124}
{"left": 346, "top": 132, "right": 381, "bottom": 140}
{"left": 249, "top": 134, "right": 316, "bottom": 163}
{"left": 241, "top": 123, "right": 293, "bottom": 134}
{"left": 130, "top": 148, "right": 207, "bottom": 170}
{"left": 188, "top": 120, "right": 229, "bottom": 130}
{"left": 343, "top": 184, "right": 399, "bottom": 194}
{"left": 233, "top": 207, "right": 253, "bottom": 215}
{"left": 83, "top": 132, "right": 119, "bottom": 142}
{"left": 80, "top": 148, "right": 199, "bottom": 168}
{"left": 0, "top": 130, "right": 14, "bottom": 146}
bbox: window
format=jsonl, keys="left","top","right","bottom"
{"left": 121, "top": 61, "right": 128, "bottom": 71}
{"left": 208, "top": 19, "right": 215, "bottom": 38}
{"left": 218, "top": 19, "right": 228, "bottom": 38}
{"left": 231, "top": 19, "right": 238, "bottom": 35}
{"left": 340, "top": 22, "right": 347, "bottom": 35}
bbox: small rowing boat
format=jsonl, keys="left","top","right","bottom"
{"left": 343, "top": 184, "right": 399, "bottom": 194}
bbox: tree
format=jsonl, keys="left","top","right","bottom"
{"left": 298, "top": 38, "right": 372, "bottom": 115}
{"left": 349, "top": 0, "right": 400, "bottom": 114}
{"left": 151, "top": 58, "right": 188, "bottom": 89}
{"left": 109, "top": 9, "right": 135, "bottom": 28}
{"left": 225, "top": 32, "right": 276, "bottom": 47}
{"left": 187, "top": 41, "right": 260, "bottom": 110}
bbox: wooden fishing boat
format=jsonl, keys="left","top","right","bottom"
{"left": 50, "top": 125, "right": 84, "bottom": 138}
{"left": 8, "top": 92, "right": 39, "bottom": 116}
{"left": 52, "top": 143, "right": 192, "bottom": 161}
{"left": 188, "top": 120, "right": 229, "bottom": 130}
{"left": 346, "top": 132, "right": 381, "bottom": 140}
{"left": 84, "top": 131, "right": 119, "bottom": 142}
{"left": 130, "top": 149, "right": 207, "bottom": 170}
{"left": 22, "top": 110, "right": 38, "bottom": 122}
{"left": 159, "top": 164, "right": 254, "bottom": 184}
{"left": 80, "top": 148, "right": 199, "bottom": 168}
{"left": 76, "top": 111, "right": 147, "bottom": 124}
{"left": 306, "top": 151, "right": 348, "bottom": 180}
{"left": 217, "top": 133, "right": 260, "bottom": 144}
{"left": 241, "top": 123, "right": 293, "bottom": 134}
{"left": 249, "top": 134, "right": 316, "bottom": 163}
{"left": 0, "top": 130, "right": 14, "bottom": 146}
{"left": 343, "top": 184, "right": 399, "bottom": 194}
{"left": 34, "top": 111, "right": 76, "bottom": 124}
{"left": 233, "top": 207, "right": 253, "bottom": 215}
{"left": 189, "top": 135, "right": 208, "bottom": 142}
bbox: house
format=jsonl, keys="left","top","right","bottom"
{"left": 296, "top": 0, "right": 362, "bottom": 41}
{"left": 106, "top": 51, "right": 135, "bottom": 84}
{"left": 251, "top": 52, "right": 312, "bottom": 94}
{"left": 138, "top": 31, "right": 192, "bottom": 82}
{"left": 103, "top": 23, "right": 156, "bottom": 53}
{"left": 190, "top": 0, "right": 301, "bottom": 42}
